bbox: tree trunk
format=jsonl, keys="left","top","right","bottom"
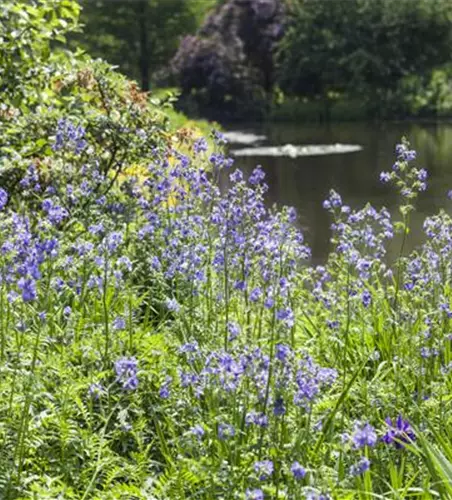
{"left": 138, "top": 0, "right": 150, "bottom": 90}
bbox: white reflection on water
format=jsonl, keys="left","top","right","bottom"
{"left": 231, "top": 143, "right": 363, "bottom": 158}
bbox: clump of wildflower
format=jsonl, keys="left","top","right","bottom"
{"left": 52, "top": 118, "right": 87, "bottom": 154}
{"left": 115, "top": 357, "right": 139, "bottom": 390}
{"left": 382, "top": 415, "right": 415, "bottom": 448}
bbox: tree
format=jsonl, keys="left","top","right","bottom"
{"left": 76, "top": 0, "right": 215, "bottom": 90}
{"left": 171, "top": 0, "right": 285, "bottom": 118}
{"left": 277, "top": 0, "right": 452, "bottom": 111}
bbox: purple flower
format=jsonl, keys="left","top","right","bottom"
{"left": 227, "top": 321, "right": 241, "bottom": 341}
{"left": 115, "top": 357, "right": 139, "bottom": 391}
{"left": 380, "top": 171, "right": 391, "bottom": 183}
{"left": 349, "top": 456, "right": 370, "bottom": 476}
{"left": 159, "top": 376, "right": 172, "bottom": 398}
{"left": 250, "top": 287, "right": 262, "bottom": 302}
{"left": 352, "top": 422, "right": 377, "bottom": 449}
{"left": 0, "top": 188, "right": 8, "bottom": 210}
{"left": 362, "top": 289, "right": 372, "bottom": 308}
{"left": 418, "top": 168, "right": 428, "bottom": 181}
{"left": 218, "top": 423, "right": 235, "bottom": 440}
{"left": 230, "top": 169, "right": 243, "bottom": 183}
{"left": 213, "top": 130, "right": 227, "bottom": 145}
{"left": 88, "top": 383, "right": 105, "bottom": 400}
{"left": 17, "top": 278, "right": 37, "bottom": 302}
{"left": 264, "top": 296, "right": 274, "bottom": 309}
{"left": 249, "top": 165, "right": 266, "bottom": 185}
{"left": 276, "top": 308, "right": 295, "bottom": 328}
{"left": 254, "top": 460, "right": 274, "bottom": 480}
{"left": 112, "top": 316, "right": 126, "bottom": 330}
{"left": 193, "top": 137, "right": 208, "bottom": 154}
{"left": 190, "top": 424, "right": 205, "bottom": 438}
{"left": 165, "top": 297, "right": 180, "bottom": 312}
{"left": 275, "top": 343, "right": 291, "bottom": 362}
{"left": 382, "top": 415, "right": 415, "bottom": 448}
{"left": 324, "top": 190, "right": 342, "bottom": 210}
{"left": 291, "top": 461, "right": 306, "bottom": 479}
{"left": 245, "top": 411, "right": 268, "bottom": 427}
{"left": 273, "top": 397, "right": 286, "bottom": 416}
{"left": 246, "top": 489, "right": 264, "bottom": 500}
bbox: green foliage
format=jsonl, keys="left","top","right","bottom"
{"left": 0, "top": 0, "right": 81, "bottom": 107}
{"left": 277, "top": 0, "right": 452, "bottom": 117}
{"left": 75, "top": 0, "right": 217, "bottom": 90}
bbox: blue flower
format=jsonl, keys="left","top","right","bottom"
{"left": 352, "top": 422, "right": 377, "bottom": 449}
{"left": 88, "top": 383, "right": 105, "bottom": 400}
{"left": 349, "top": 456, "right": 370, "bottom": 476}
{"left": 165, "top": 297, "right": 180, "bottom": 313}
{"left": 254, "top": 460, "right": 274, "bottom": 480}
{"left": 382, "top": 415, "right": 415, "bottom": 448}
{"left": 17, "top": 278, "right": 37, "bottom": 302}
{"left": 0, "top": 188, "right": 8, "bottom": 210}
{"left": 245, "top": 411, "right": 268, "bottom": 427}
{"left": 250, "top": 287, "right": 262, "bottom": 302}
{"left": 193, "top": 137, "right": 208, "bottom": 154}
{"left": 273, "top": 397, "right": 286, "bottom": 416}
{"left": 246, "top": 489, "right": 264, "bottom": 500}
{"left": 159, "top": 376, "right": 172, "bottom": 399}
{"left": 190, "top": 424, "right": 205, "bottom": 438}
{"left": 275, "top": 344, "right": 291, "bottom": 363}
{"left": 112, "top": 316, "right": 126, "bottom": 330}
{"left": 418, "top": 168, "right": 428, "bottom": 181}
{"left": 249, "top": 165, "right": 265, "bottom": 185}
{"left": 115, "top": 357, "right": 139, "bottom": 391}
{"left": 227, "top": 321, "right": 241, "bottom": 341}
{"left": 380, "top": 171, "right": 391, "bottom": 183}
{"left": 362, "top": 289, "right": 372, "bottom": 308}
{"left": 291, "top": 461, "right": 306, "bottom": 479}
{"left": 218, "top": 423, "right": 235, "bottom": 440}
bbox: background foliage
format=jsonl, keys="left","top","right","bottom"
{"left": 70, "top": 0, "right": 452, "bottom": 120}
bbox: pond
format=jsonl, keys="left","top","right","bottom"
{"left": 225, "top": 121, "right": 452, "bottom": 263}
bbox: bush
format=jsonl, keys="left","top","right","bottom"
{"left": 171, "top": 0, "right": 285, "bottom": 120}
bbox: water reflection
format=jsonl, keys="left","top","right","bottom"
{"left": 226, "top": 121, "right": 452, "bottom": 262}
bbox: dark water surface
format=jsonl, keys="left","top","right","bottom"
{"left": 226, "top": 121, "right": 452, "bottom": 262}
